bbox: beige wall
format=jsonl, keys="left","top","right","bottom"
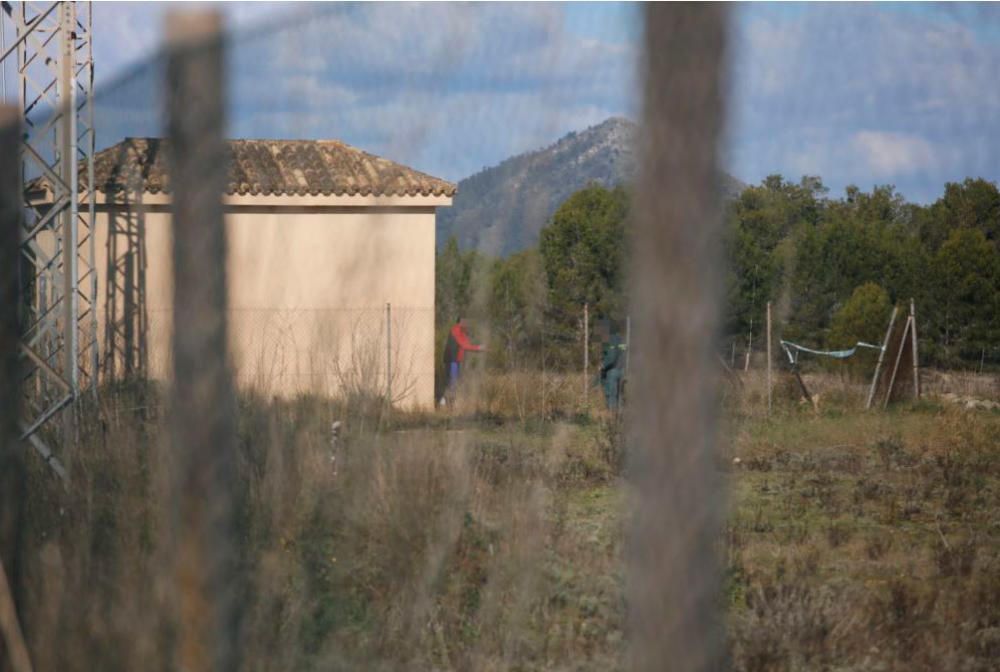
{"left": 88, "top": 193, "right": 444, "bottom": 408}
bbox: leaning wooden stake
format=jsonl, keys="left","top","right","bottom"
{"left": 630, "top": 5, "right": 728, "bottom": 672}
{"left": 166, "top": 12, "right": 241, "bottom": 672}
{"left": 0, "top": 105, "right": 33, "bottom": 672}
{"left": 866, "top": 306, "right": 898, "bottom": 410}
{"left": 883, "top": 315, "right": 912, "bottom": 410}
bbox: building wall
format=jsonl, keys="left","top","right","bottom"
{"left": 90, "top": 195, "right": 441, "bottom": 408}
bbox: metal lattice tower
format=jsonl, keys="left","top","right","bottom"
{"left": 1, "top": 1, "right": 96, "bottom": 479}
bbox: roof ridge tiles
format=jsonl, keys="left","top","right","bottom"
{"left": 36, "top": 137, "right": 456, "bottom": 198}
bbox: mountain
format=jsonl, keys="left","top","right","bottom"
{"left": 436, "top": 117, "right": 745, "bottom": 257}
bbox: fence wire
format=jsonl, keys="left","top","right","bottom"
{"left": 1, "top": 3, "right": 1000, "bottom": 672}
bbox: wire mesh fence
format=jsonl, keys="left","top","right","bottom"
{"left": 2, "top": 3, "right": 1000, "bottom": 672}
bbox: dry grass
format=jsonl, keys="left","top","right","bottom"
{"left": 12, "top": 370, "right": 1000, "bottom": 670}
{"left": 726, "top": 396, "right": 1000, "bottom": 671}
{"left": 17, "top": 386, "right": 625, "bottom": 671}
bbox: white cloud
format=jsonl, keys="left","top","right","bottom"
{"left": 851, "top": 131, "right": 935, "bottom": 178}
{"left": 728, "top": 5, "right": 1000, "bottom": 201}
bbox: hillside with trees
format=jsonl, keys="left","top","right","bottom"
{"left": 436, "top": 117, "right": 744, "bottom": 257}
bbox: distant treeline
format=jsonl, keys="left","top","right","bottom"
{"left": 438, "top": 177, "right": 1000, "bottom": 370}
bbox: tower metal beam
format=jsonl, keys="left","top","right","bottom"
{"left": 1, "top": 1, "right": 96, "bottom": 479}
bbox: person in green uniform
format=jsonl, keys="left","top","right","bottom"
{"left": 598, "top": 320, "right": 627, "bottom": 411}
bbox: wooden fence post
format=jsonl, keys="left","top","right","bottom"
{"left": 166, "top": 12, "right": 241, "bottom": 672}
{"left": 0, "top": 104, "right": 34, "bottom": 672}
{"left": 583, "top": 303, "right": 589, "bottom": 407}
{"left": 386, "top": 302, "right": 392, "bottom": 403}
{"left": 910, "top": 299, "right": 920, "bottom": 399}
{"left": 866, "top": 306, "right": 898, "bottom": 410}
{"left": 624, "top": 315, "right": 631, "bottom": 382}
{"left": 630, "top": 5, "right": 729, "bottom": 671}
{"left": 766, "top": 301, "right": 772, "bottom": 415}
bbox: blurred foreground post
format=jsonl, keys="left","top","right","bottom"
{"left": 630, "top": 5, "right": 728, "bottom": 672}
{"left": 166, "top": 12, "right": 241, "bottom": 672}
{"left": 0, "top": 105, "right": 33, "bottom": 672}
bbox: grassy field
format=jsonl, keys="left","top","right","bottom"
{"left": 14, "top": 372, "right": 1000, "bottom": 670}
{"left": 726, "top": 401, "right": 1000, "bottom": 671}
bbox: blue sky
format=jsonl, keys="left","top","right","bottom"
{"left": 5, "top": 2, "right": 999, "bottom": 203}
{"left": 727, "top": 3, "right": 1000, "bottom": 203}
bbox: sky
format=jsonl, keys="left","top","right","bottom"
{"left": 4, "top": 2, "right": 1000, "bottom": 203}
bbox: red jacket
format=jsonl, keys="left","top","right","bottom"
{"left": 450, "top": 323, "right": 482, "bottom": 363}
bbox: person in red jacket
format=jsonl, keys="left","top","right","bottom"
{"left": 441, "top": 317, "right": 484, "bottom": 405}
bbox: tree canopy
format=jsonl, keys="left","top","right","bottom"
{"left": 437, "top": 176, "right": 1000, "bottom": 371}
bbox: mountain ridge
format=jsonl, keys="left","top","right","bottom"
{"left": 436, "top": 117, "right": 745, "bottom": 256}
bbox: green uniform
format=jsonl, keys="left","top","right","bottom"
{"left": 600, "top": 334, "right": 627, "bottom": 410}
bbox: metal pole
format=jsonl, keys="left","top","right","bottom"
{"left": 583, "top": 303, "right": 589, "bottom": 407}
{"left": 166, "top": 11, "right": 240, "bottom": 672}
{"left": 386, "top": 302, "right": 392, "bottom": 403}
{"left": 86, "top": 3, "right": 98, "bottom": 392}
{"left": 6, "top": 1, "right": 95, "bottom": 464}
{"left": 1, "top": 8, "right": 6, "bottom": 103}
{"left": 766, "top": 301, "right": 772, "bottom": 415}
{"left": 630, "top": 5, "right": 728, "bottom": 671}
{"left": 59, "top": 3, "right": 78, "bottom": 444}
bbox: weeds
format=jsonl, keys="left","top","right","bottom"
{"left": 13, "top": 372, "right": 1000, "bottom": 671}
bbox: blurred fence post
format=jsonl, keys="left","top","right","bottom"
{"left": 386, "top": 302, "right": 392, "bottom": 403}
{"left": 166, "top": 11, "right": 241, "bottom": 672}
{"left": 0, "top": 104, "right": 33, "bottom": 672}
{"left": 630, "top": 5, "right": 728, "bottom": 672}
{"left": 583, "top": 303, "right": 589, "bottom": 407}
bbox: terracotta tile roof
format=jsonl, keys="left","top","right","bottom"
{"left": 45, "top": 137, "right": 456, "bottom": 198}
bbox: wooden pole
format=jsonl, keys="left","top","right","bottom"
{"left": 792, "top": 366, "right": 812, "bottom": 405}
{"left": 624, "top": 315, "right": 631, "bottom": 381}
{"left": 386, "top": 302, "right": 392, "bottom": 403}
{"left": 0, "top": 560, "right": 32, "bottom": 672}
{"left": 866, "top": 306, "right": 898, "bottom": 410}
{"left": 630, "top": 6, "right": 728, "bottom": 671}
{"left": 766, "top": 301, "right": 772, "bottom": 415}
{"left": 910, "top": 299, "right": 920, "bottom": 399}
{"left": 0, "top": 105, "right": 32, "bottom": 672}
{"left": 744, "top": 317, "right": 752, "bottom": 371}
{"left": 583, "top": 303, "right": 589, "bottom": 407}
{"left": 166, "top": 12, "right": 241, "bottom": 672}
{"left": 883, "top": 315, "right": 912, "bottom": 410}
